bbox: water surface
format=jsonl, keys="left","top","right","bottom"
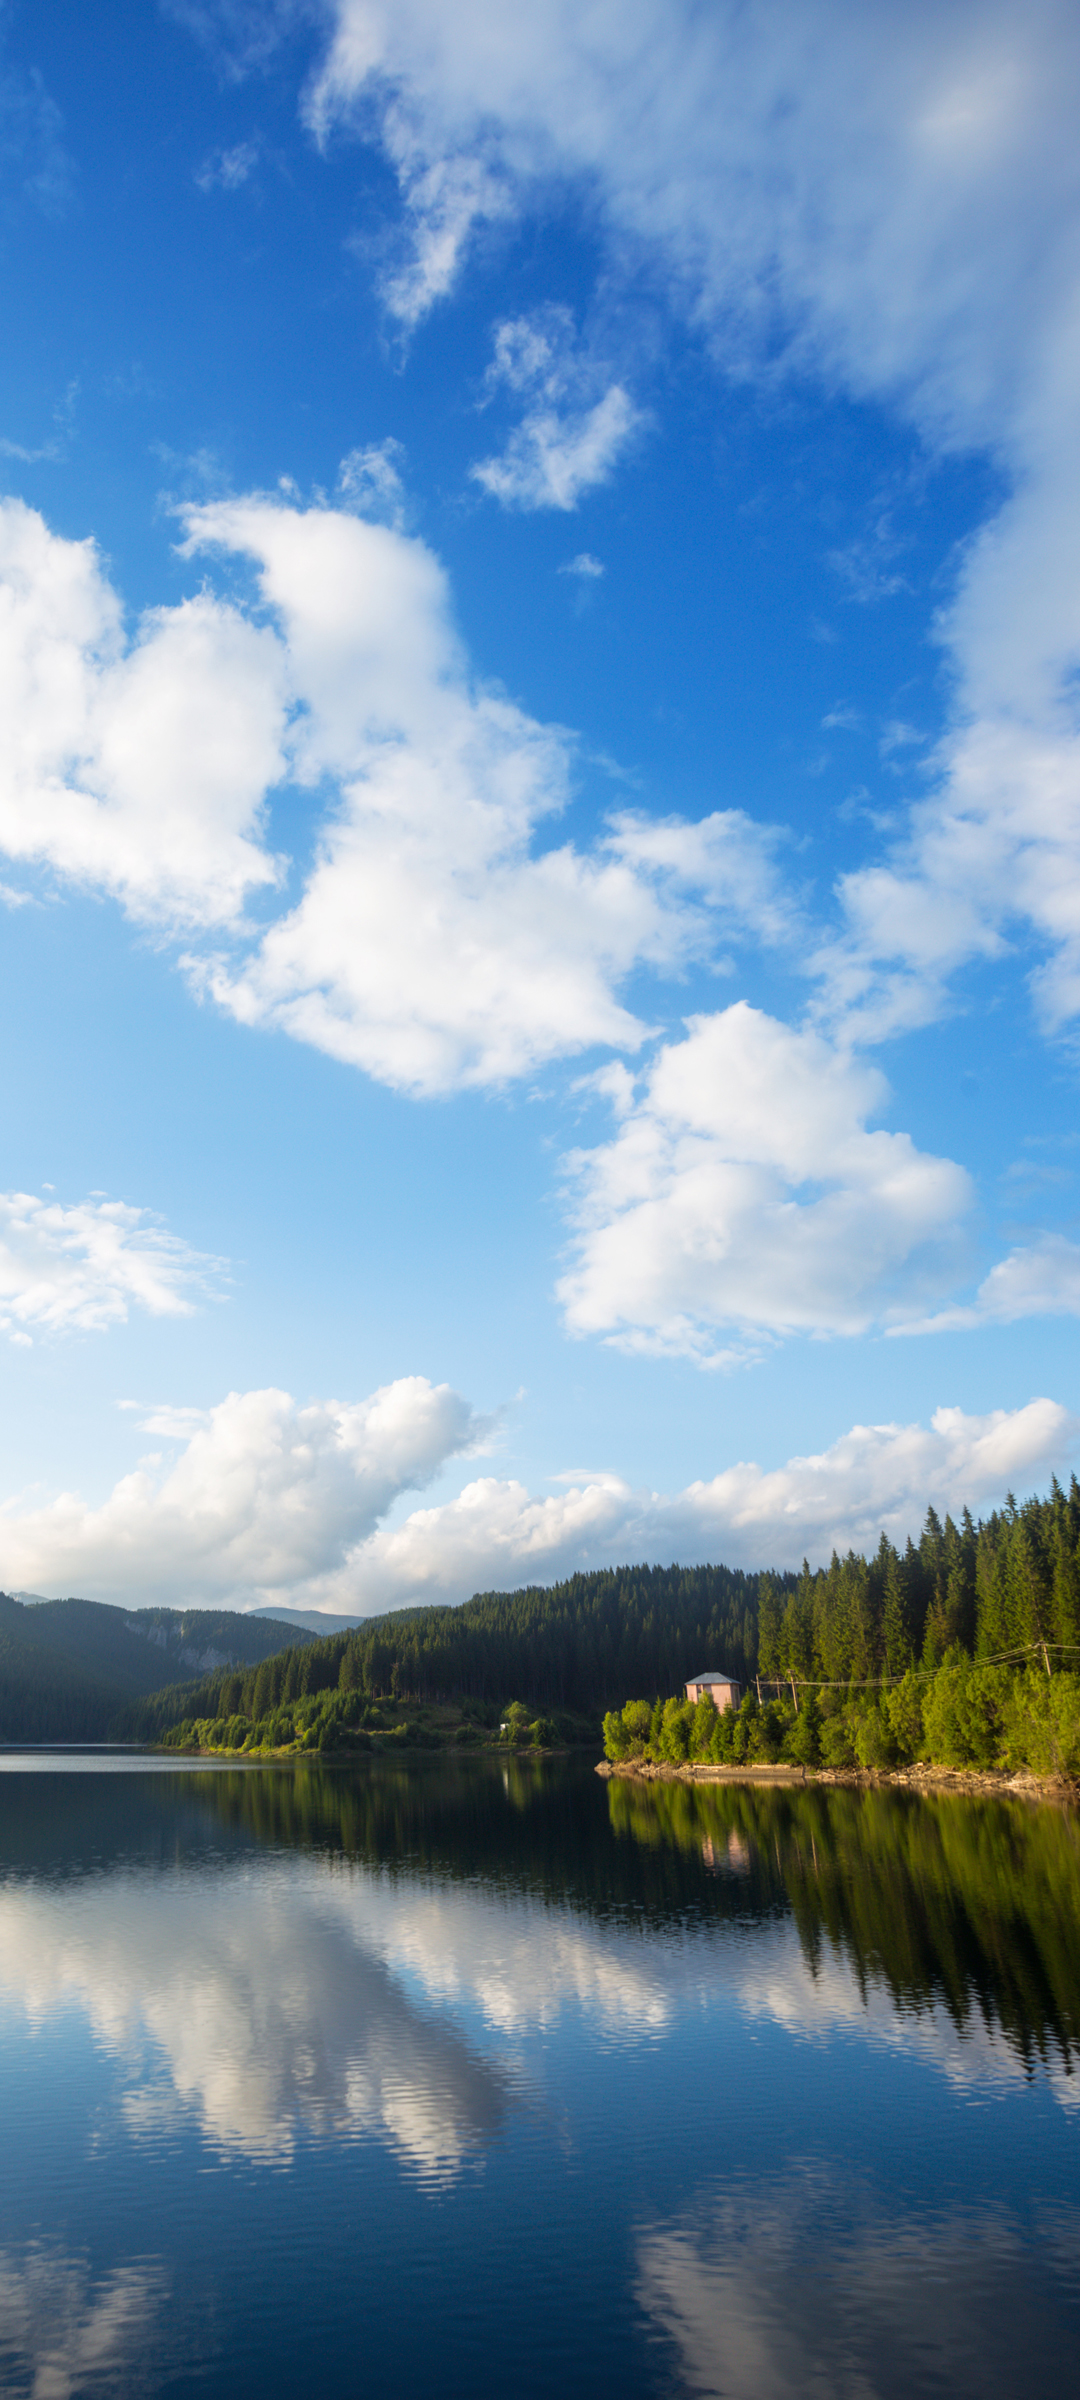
{"left": 0, "top": 1754, "right": 1077, "bottom": 2397}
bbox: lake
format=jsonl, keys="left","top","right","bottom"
{"left": 0, "top": 1753, "right": 1077, "bottom": 2398}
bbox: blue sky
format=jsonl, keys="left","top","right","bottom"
{"left": 1, "top": 0, "right": 1079, "bottom": 1616}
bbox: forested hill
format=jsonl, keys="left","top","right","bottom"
{"left": 0, "top": 1595, "right": 318, "bottom": 1742}
{"left": 9, "top": 1479, "right": 1080, "bottom": 1749}
{"left": 126, "top": 1478, "right": 1080, "bottom": 1756}
{"left": 127, "top": 1563, "right": 780, "bottom": 1741}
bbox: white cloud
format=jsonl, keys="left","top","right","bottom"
{"left": 336, "top": 435, "right": 407, "bottom": 525}
{"left": 898, "top": 1231, "right": 1080, "bottom": 1334}
{"left": 375, "top": 153, "right": 514, "bottom": 331}
{"left": 324, "top": 1396, "right": 1075, "bottom": 1602}
{"left": 473, "top": 382, "right": 638, "bottom": 512}
{"left": 194, "top": 136, "right": 261, "bottom": 192}
{"left": 308, "top": 1, "right": 1080, "bottom": 429}
{"left": 3, "top": 1375, "right": 1069, "bottom": 1610}
{"left": 308, "top": 0, "right": 1080, "bottom": 1038}
{"left": 0, "top": 1376, "right": 482, "bottom": 1609}
{"left": 0, "top": 496, "right": 287, "bottom": 929}
{"left": 560, "top": 553, "right": 604, "bottom": 580}
{"left": 180, "top": 494, "right": 788, "bottom": 1093}
{"left": 0, "top": 1191, "right": 222, "bottom": 1345}
{"left": 471, "top": 308, "right": 643, "bottom": 511}
{"left": 0, "top": 488, "right": 790, "bottom": 1096}
{"left": 557, "top": 1003, "right": 973, "bottom": 1360}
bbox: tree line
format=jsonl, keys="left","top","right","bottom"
{"left": 602, "top": 1483, "right": 1080, "bottom": 1778}
{"left": 755, "top": 1478, "right": 1080, "bottom": 1685}
{"left": 124, "top": 1562, "right": 766, "bottom": 1743}
{"left": 7, "top": 1478, "right": 1080, "bottom": 1757}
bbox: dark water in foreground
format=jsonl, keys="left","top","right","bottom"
{"left": 0, "top": 1757, "right": 1078, "bottom": 2399}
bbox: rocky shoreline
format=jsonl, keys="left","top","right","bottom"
{"left": 595, "top": 1758, "right": 1076, "bottom": 1801}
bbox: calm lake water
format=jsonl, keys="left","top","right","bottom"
{"left": 0, "top": 1755, "right": 1077, "bottom": 2399}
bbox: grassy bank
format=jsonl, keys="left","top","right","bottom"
{"left": 156, "top": 1692, "right": 594, "bottom": 1759}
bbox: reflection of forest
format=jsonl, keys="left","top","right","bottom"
{"left": 607, "top": 1775, "right": 1080, "bottom": 2073}
{"left": 2, "top": 1759, "right": 1076, "bottom": 2077}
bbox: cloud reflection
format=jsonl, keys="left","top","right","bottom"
{"left": 733, "top": 1925, "right": 1080, "bottom": 2110}
{"left": 0, "top": 2246, "right": 166, "bottom": 2400}
{"left": 1, "top": 1823, "right": 1069, "bottom": 2197}
{"left": 636, "top": 2173, "right": 1080, "bottom": 2400}
{"left": 0, "top": 1860, "right": 669, "bottom": 2178}
{"left": 0, "top": 1868, "right": 509, "bottom": 2179}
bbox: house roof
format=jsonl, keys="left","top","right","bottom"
{"left": 687, "top": 1671, "right": 739, "bottom": 1685}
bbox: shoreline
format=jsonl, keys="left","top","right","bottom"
{"left": 596, "top": 1758, "right": 1077, "bottom": 1801}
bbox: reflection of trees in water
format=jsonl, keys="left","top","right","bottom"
{"left": 5, "top": 1761, "right": 1077, "bottom": 2076}
{"left": 606, "top": 1776, "right": 1080, "bottom": 2073}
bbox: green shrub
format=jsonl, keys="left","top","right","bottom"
{"left": 689, "top": 1693, "right": 719, "bottom": 1759}
{"left": 921, "top": 1651, "right": 1006, "bottom": 1768}
{"left": 1000, "top": 1670, "right": 1080, "bottom": 1776}
{"left": 602, "top": 1709, "right": 630, "bottom": 1761}
{"left": 853, "top": 1703, "right": 896, "bottom": 1770}
{"left": 749, "top": 1700, "right": 787, "bottom": 1762}
{"left": 622, "top": 1699, "right": 654, "bottom": 1749}
{"left": 658, "top": 1697, "right": 694, "bottom": 1763}
{"left": 820, "top": 1712, "right": 857, "bottom": 1767}
{"left": 708, "top": 1702, "right": 738, "bottom": 1763}
{"left": 781, "top": 1698, "right": 821, "bottom": 1767}
{"left": 884, "top": 1672, "right": 924, "bottom": 1763}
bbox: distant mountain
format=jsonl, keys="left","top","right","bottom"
{"left": 256, "top": 1606, "right": 368, "bottom": 1635}
{"left": 0, "top": 1594, "right": 319, "bottom": 1742}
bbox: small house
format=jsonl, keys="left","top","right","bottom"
{"left": 685, "top": 1671, "right": 741, "bottom": 1712}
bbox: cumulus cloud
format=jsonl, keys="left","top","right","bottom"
{"left": 0, "top": 1191, "right": 223, "bottom": 1345}
{"left": 471, "top": 308, "right": 643, "bottom": 511}
{"left": 324, "top": 1396, "right": 1075, "bottom": 1603}
{"left": 557, "top": 1003, "right": 973, "bottom": 1360}
{"left": 179, "top": 495, "right": 789, "bottom": 1093}
{"left": 0, "top": 496, "right": 287, "bottom": 929}
{"left": 2, "top": 1380, "right": 1069, "bottom": 1609}
{"left": 0, "top": 1376, "right": 482, "bottom": 1609}
{"left": 897, "top": 1232, "right": 1080, "bottom": 1334}
{"left": 0, "top": 488, "right": 793, "bottom": 1095}
{"left": 307, "top": 0, "right": 1080, "bottom": 1038}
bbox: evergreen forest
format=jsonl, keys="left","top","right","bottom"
{"left": 4, "top": 1478, "right": 1080, "bottom": 1773}
{"left": 139, "top": 1480, "right": 1080, "bottom": 1775}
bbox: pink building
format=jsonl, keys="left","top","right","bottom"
{"left": 685, "top": 1672, "right": 741, "bottom": 1712}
